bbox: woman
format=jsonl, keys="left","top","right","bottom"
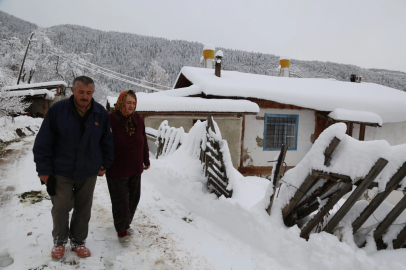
{"left": 106, "top": 90, "right": 150, "bottom": 244}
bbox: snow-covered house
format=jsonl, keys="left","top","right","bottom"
{"left": 4, "top": 81, "right": 68, "bottom": 117}
{"left": 107, "top": 60, "right": 406, "bottom": 177}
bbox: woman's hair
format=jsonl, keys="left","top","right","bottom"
{"left": 125, "top": 90, "right": 137, "bottom": 100}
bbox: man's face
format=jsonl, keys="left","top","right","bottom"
{"left": 71, "top": 82, "right": 94, "bottom": 109}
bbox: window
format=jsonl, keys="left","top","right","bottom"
{"left": 264, "top": 114, "right": 299, "bottom": 150}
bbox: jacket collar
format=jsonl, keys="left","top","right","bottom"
{"left": 69, "top": 96, "right": 101, "bottom": 114}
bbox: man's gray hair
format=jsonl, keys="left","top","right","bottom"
{"left": 72, "top": 76, "right": 95, "bottom": 89}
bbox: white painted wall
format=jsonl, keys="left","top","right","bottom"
{"left": 243, "top": 108, "right": 315, "bottom": 167}
{"left": 348, "top": 121, "right": 406, "bottom": 146}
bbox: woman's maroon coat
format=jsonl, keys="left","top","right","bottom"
{"left": 106, "top": 112, "right": 150, "bottom": 178}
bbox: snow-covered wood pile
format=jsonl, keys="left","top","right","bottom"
{"left": 268, "top": 123, "right": 406, "bottom": 250}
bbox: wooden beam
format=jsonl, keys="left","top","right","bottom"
{"left": 311, "top": 170, "right": 352, "bottom": 183}
{"left": 323, "top": 158, "right": 388, "bottom": 234}
{"left": 300, "top": 182, "right": 353, "bottom": 239}
{"left": 282, "top": 174, "right": 319, "bottom": 220}
{"left": 267, "top": 145, "right": 288, "bottom": 215}
{"left": 393, "top": 225, "right": 406, "bottom": 249}
{"left": 324, "top": 137, "right": 341, "bottom": 166}
{"left": 352, "top": 162, "right": 406, "bottom": 233}
{"left": 359, "top": 124, "right": 366, "bottom": 141}
{"left": 374, "top": 195, "right": 406, "bottom": 244}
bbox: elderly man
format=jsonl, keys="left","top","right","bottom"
{"left": 33, "top": 76, "right": 114, "bottom": 259}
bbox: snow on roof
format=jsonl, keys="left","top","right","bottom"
{"left": 107, "top": 93, "right": 259, "bottom": 114}
{"left": 172, "top": 67, "right": 406, "bottom": 123}
{"left": 4, "top": 81, "right": 68, "bottom": 91}
{"left": 7, "top": 89, "right": 55, "bottom": 100}
{"left": 328, "top": 108, "right": 383, "bottom": 126}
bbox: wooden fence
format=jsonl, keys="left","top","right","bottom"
{"left": 199, "top": 116, "right": 233, "bottom": 198}
{"left": 268, "top": 136, "right": 406, "bottom": 250}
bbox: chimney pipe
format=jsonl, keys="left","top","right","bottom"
{"left": 203, "top": 44, "right": 215, "bottom": 69}
{"left": 215, "top": 50, "right": 223, "bottom": 77}
{"left": 278, "top": 57, "right": 290, "bottom": 77}
{"left": 350, "top": 74, "right": 356, "bottom": 82}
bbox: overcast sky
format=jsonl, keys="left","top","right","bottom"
{"left": 1, "top": 0, "right": 405, "bottom": 72}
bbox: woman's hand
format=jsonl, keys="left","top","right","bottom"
{"left": 144, "top": 165, "right": 150, "bottom": 170}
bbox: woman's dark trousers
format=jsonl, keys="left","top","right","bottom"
{"left": 106, "top": 175, "right": 141, "bottom": 235}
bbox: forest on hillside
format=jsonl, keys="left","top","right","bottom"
{"left": 1, "top": 10, "right": 405, "bottom": 95}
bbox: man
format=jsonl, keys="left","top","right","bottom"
{"left": 33, "top": 76, "right": 114, "bottom": 259}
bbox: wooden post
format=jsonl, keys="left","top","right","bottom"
{"left": 352, "top": 162, "right": 406, "bottom": 233}
{"left": 300, "top": 182, "right": 353, "bottom": 239}
{"left": 267, "top": 145, "right": 288, "bottom": 215}
{"left": 348, "top": 122, "right": 353, "bottom": 137}
{"left": 374, "top": 195, "right": 406, "bottom": 245}
{"left": 323, "top": 158, "right": 388, "bottom": 234}
{"left": 239, "top": 115, "right": 245, "bottom": 169}
{"left": 324, "top": 137, "right": 341, "bottom": 166}
{"left": 359, "top": 124, "right": 366, "bottom": 141}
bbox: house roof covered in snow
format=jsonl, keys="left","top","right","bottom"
{"left": 7, "top": 89, "right": 55, "bottom": 100}
{"left": 167, "top": 67, "right": 406, "bottom": 123}
{"left": 107, "top": 92, "right": 259, "bottom": 114}
{"left": 4, "top": 81, "right": 68, "bottom": 91}
{"left": 328, "top": 108, "right": 382, "bottom": 126}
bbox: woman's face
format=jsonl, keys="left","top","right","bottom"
{"left": 125, "top": 95, "right": 136, "bottom": 115}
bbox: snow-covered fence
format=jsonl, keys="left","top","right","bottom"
{"left": 154, "top": 116, "right": 235, "bottom": 198}
{"left": 156, "top": 120, "right": 185, "bottom": 159}
{"left": 199, "top": 116, "right": 233, "bottom": 198}
{"left": 268, "top": 123, "right": 406, "bottom": 250}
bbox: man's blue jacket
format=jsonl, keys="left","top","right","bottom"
{"left": 33, "top": 96, "right": 115, "bottom": 179}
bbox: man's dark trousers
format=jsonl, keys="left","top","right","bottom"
{"left": 51, "top": 175, "right": 97, "bottom": 246}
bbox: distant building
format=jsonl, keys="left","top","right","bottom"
{"left": 4, "top": 81, "right": 68, "bottom": 118}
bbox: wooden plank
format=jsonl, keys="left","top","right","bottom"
{"left": 282, "top": 175, "right": 319, "bottom": 220}
{"left": 359, "top": 124, "right": 366, "bottom": 141}
{"left": 352, "top": 162, "right": 406, "bottom": 233}
{"left": 324, "top": 137, "right": 341, "bottom": 166}
{"left": 324, "top": 158, "right": 388, "bottom": 234}
{"left": 311, "top": 170, "right": 352, "bottom": 183}
{"left": 393, "top": 225, "right": 406, "bottom": 249}
{"left": 208, "top": 164, "right": 226, "bottom": 182}
{"left": 207, "top": 171, "right": 228, "bottom": 191}
{"left": 207, "top": 115, "right": 215, "bottom": 133}
{"left": 374, "top": 195, "right": 406, "bottom": 243}
{"left": 208, "top": 175, "right": 232, "bottom": 198}
{"left": 206, "top": 147, "right": 220, "bottom": 161}
{"left": 300, "top": 182, "right": 353, "bottom": 239}
{"left": 267, "top": 145, "right": 288, "bottom": 215}
{"left": 348, "top": 122, "right": 353, "bottom": 137}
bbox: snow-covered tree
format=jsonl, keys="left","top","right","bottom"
{"left": 0, "top": 88, "right": 31, "bottom": 122}
{"left": 140, "top": 60, "right": 170, "bottom": 93}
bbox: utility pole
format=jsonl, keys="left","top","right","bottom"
{"left": 17, "top": 32, "right": 35, "bottom": 85}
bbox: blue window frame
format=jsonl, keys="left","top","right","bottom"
{"left": 263, "top": 114, "right": 299, "bottom": 151}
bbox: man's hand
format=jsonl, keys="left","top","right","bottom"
{"left": 98, "top": 166, "right": 106, "bottom": 176}
{"left": 39, "top": 175, "right": 49, "bottom": 185}
{"left": 144, "top": 165, "right": 150, "bottom": 170}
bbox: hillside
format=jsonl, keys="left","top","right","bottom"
{"left": 0, "top": 11, "right": 405, "bottom": 93}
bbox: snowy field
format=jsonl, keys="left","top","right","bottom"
{"left": 1, "top": 129, "right": 406, "bottom": 269}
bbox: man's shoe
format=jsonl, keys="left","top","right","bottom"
{"left": 127, "top": 228, "right": 134, "bottom": 236}
{"left": 51, "top": 245, "right": 65, "bottom": 259}
{"left": 71, "top": 246, "right": 91, "bottom": 258}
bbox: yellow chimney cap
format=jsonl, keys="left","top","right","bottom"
{"left": 279, "top": 56, "right": 290, "bottom": 68}
{"left": 203, "top": 44, "right": 215, "bottom": 59}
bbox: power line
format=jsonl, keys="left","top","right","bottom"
{"left": 74, "top": 61, "right": 163, "bottom": 92}
{"left": 80, "top": 60, "right": 171, "bottom": 90}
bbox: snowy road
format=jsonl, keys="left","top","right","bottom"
{"left": 1, "top": 136, "right": 406, "bottom": 270}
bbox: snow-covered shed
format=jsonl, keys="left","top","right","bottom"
{"left": 106, "top": 92, "right": 259, "bottom": 168}
{"left": 4, "top": 81, "right": 68, "bottom": 117}
{"left": 163, "top": 66, "right": 406, "bottom": 176}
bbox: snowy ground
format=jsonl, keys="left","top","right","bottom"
{"left": 1, "top": 136, "right": 406, "bottom": 269}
